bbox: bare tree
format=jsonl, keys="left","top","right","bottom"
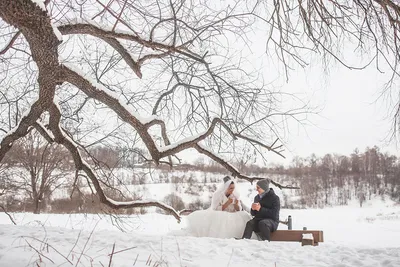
{"left": 0, "top": 147, "right": 24, "bottom": 218}
{"left": 5, "top": 130, "right": 71, "bottom": 213}
{"left": 0, "top": 0, "right": 358, "bottom": 221}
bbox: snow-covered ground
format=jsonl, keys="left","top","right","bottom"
{"left": 1, "top": 198, "right": 400, "bottom": 267}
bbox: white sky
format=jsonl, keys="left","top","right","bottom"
{"left": 179, "top": 40, "right": 399, "bottom": 166}
{"left": 263, "top": 60, "right": 398, "bottom": 165}
{"left": 249, "top": 19, "right": 400, "bottom": 165}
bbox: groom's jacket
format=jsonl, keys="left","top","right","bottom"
{"left": 250, "top": 188, "right": 280, "bottom": 222}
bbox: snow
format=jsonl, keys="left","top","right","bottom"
{"left": 1, "top": 199, "right": 400, "bottom": 266}
{"left": 30, "top": 0, "right": 46, "bottom": 12}
{"left": 51, "top": 23, "right": 63, "bottom": 41}
{"left": 35, "top": 121, "right": 55, "bottom": 139}
{"left": 302, "top": 233, "right": 313, "bottom": 240}
{"left": 3, "top": 105, "right": 33, "bottom": 137}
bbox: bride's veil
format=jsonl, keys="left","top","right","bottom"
{"left": 209, "top": 176, "right": 241, "bottom": 210}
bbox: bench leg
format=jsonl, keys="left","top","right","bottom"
{"left": 301, "top": 238, "right": 314, "bottom": 246}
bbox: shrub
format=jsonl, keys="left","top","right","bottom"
{"left": 163, "top": 193, "right": 185, "bottom": 211}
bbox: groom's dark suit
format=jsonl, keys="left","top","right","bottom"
{"left": 242, "top": 188, "right": 280, "bottom": 241}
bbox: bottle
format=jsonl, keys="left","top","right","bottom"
{"left": 288, "top": 215, "right": 292, "bottom": 230}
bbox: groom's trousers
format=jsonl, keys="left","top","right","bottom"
{"left": 242, "top": 218, "right": 279, "bottom": 241}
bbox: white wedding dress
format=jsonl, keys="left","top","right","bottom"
{"left": 186, "top": 180, "right": 252, "bottom": 239}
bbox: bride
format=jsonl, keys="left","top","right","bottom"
{"left": 186, "top": 176, "right": 252, "bottom": 239}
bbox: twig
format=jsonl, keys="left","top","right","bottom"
{"left": 146, "top": 254, "right": 152, "bottom": 266}
{"left": 107, "top": 246, "right": 136, "bottom": 256}
{"left": 94, "top": 0, "right": 139, "bottom": 36}
{"left": 175, "top": 237, "right": 182, "bottom": 267}
{"left": 108, "top": 243, "right": 116, "bottom": 267}
{"left": 0, "top": 31, "right": 21, "bottom": 55}
{"left": 22, "top": 236, "right": 73, "bottom": 265}
{"left": 111, "top": 0, "right": 127, "bottom": 31}
{"left": 227, "top": 248, "right": 234, "bottom": 267}
{"left": 67, "top": 230, "right": 82, "bottom": 259}
{"left": 133, "top": 254, "right": 139, "bottom": 266}
{"left": 75, "top": 221, "right": 99, "bottom": 267}
{"left": 25, "top": 240, "right": 55, "bottom": 264}
{"left": 0, "top": 205, "right": 16, "bottom": 225}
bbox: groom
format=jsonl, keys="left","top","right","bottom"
{"left": 241, "top": 179, "right": 280, "bottom": 241}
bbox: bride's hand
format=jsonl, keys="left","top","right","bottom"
{"left": 234, "top": 199, "right": 239, "bottom": 205}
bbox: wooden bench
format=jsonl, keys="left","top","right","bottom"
{"left": 269, "top": 230, "right": 324, "bottom": 246}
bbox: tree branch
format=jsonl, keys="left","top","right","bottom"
{"left": 194, "top": 143, "right": 299, "bottom": 189}
{"left": 0, "top": 31, "right": 21, "bottom": 55}
{"left": 47, "top": 102, "right": 181, "bottom": 221}
{"left": 0, "top": 205, "right": 17, "bottom": 225}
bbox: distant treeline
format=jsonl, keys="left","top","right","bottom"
{"left": 265, "top": 147, "right": 400, "bottom": 207}
{"left": 1, "top": 138, "right": 398, "bottom": 214}
{"left": 71, "top": 145, "right": 400, "bottom": 207}
{"left": 162, "top": 146, "right": 400, "bottom": 207}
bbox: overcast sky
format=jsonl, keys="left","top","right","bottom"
{"left": 178, "top": 34, "right": 399, "bottom": 166}
{"left": 262, "top": 57, "right": 398, "bottom": 165}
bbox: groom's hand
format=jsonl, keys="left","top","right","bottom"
{"left": 252, "top": 203, "right": 261, "bottom": 211}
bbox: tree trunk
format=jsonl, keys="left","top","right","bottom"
{"left": 33, "top": 197, "right": 40, "bottom": 214}
{"left": 30, "top": 170, "right": 41, "bottom": 214}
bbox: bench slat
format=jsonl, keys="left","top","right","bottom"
{"left": 270, "top": 230, "right": 324, "bottom": 243}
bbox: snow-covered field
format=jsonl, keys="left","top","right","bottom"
{"left": 1, "top": 198, "right": 400, "bottom": 267}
